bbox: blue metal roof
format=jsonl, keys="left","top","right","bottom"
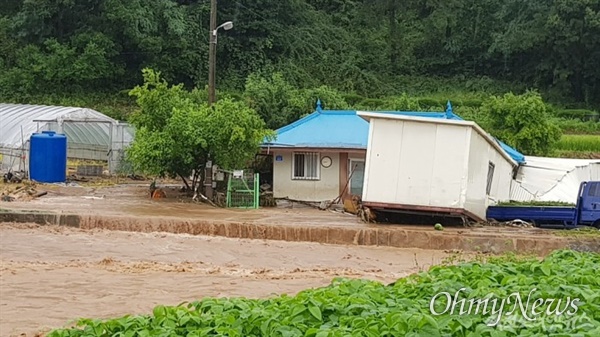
{"left": 262, "top": 100, "right": 525, "bottom": 164}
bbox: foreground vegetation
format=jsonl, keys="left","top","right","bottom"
{"left": 48, "top": 250, "right": 600, "bottom": 336}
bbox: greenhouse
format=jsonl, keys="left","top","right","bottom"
{"left": 0, "top": 103, "right": 135, "bottom": 175}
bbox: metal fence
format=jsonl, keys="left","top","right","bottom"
{"left": 226, "top": 170, "right": 259, "bottom": 209}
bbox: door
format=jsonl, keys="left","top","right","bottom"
{"left": 582, "top": 182, "right": 600, "bottom": 223}
{"left": 349, "top": 159, "right": 365, "bottom": 196}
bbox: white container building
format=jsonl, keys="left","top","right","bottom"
{"left": 358, "top": 112, "right": 518, "bottom": 222}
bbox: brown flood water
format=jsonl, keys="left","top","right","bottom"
{"left": 0, "top": 223, "right": 453, "bottom": 337}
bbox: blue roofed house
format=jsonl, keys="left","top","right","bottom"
{"left": 261, "top": 100, "right": 525, "bottom": 219}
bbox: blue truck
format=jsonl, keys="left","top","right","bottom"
{"left": 486, "top": 181, "right": 600, "bottom": 228}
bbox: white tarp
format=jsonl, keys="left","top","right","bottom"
{"left": 510, "top": 156, "right": 600, "bottom": 203}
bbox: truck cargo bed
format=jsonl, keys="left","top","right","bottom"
{"left": 486, "top": 206, "right": 576, "bottom": 225}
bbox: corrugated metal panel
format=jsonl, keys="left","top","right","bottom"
{"left": 509, "top": 181, "right": 535, "bottom": 202}
{"left": 509, "top": 157, "right": 600, "bottom": 202}
{"left": 0, "top": 103, "right": 116, "bottom": 150}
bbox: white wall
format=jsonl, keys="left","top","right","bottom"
{"left": 363, "top": 118, "right": 470, "bottom": 208}
{"left": 510, "top": 158, "right": 600, "bottom": 203}
{"left": 465, "top": 130, "right": 514, "bottom": 218}
{"left": 363, "top": 117, "right": 515, "bottom": 220}
{"left": 272, "top": 150, "right": 340, "bottom": 201}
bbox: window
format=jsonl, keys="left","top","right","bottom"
{"left": 588, "top": 182, "right": 600, "bottom": 197}
{"left": 349, "top": 159, "right": 365, "bottom": 196}
{"left": 486, "top": 162, "right": 495, "bottom": 195}
{"left": 293, "top": 152, "right": 320, "bottom": 180}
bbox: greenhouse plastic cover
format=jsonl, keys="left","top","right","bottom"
{"left": 510, "top": 156, "right": 600, "bottom": 203}
{"left": 0, "top": 103, "right": 131, "bottom": 149}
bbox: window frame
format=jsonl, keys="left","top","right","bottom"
{"left": 588, "top": 182, "right": 600, "bottom": 197}
{"left": 348, "top": 158, "right": 365, "bottom": 196}
{"left": 292, "top": 152, "right": 320, "bottom": 180}
{"left": 486, "top": 161, "right": 495, "bottom": 195}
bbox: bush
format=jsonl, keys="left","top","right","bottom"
{"left": 556, "top": 109, "right": 599, "bottom": 122}
{"left": 355, "top": 98, "right": 388, "bottom": 110}
{"left": 481, "top": 91, "right": 562, "bottom": 156}
{"left": 342, "top": 93, "right": 365, "bottom": 106}
{"left": 554, "top": 118, "right": 600, "bottom": 135}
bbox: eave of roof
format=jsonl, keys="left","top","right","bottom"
{"left": 261, "top": 100, "right": 526, "bottom": 164}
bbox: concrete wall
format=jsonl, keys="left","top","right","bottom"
{"left": 363, "top": 118, "right": 470, "bottom": 208}
{"left": 272, "top": 150, "right": 341, "bottom": 201}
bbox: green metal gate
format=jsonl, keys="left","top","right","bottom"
{"left": 226, "top": 170, "right": 259, "bottom": 209}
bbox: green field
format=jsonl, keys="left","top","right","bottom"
{"left": 555, "top": 135, "right": 600, "bottom": 152}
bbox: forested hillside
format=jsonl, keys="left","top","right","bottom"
{"left": 1, "top": 0, "right": 599, "bottom": 105}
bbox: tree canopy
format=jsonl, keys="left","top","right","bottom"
{"left": 1, "top": 0, "right": 600, "bottom": 109}
{"left": 126, "top": 69, "right": 273, "bottom": 190}
{"left": 481, "top": 91, "right": 562, "bottom": 156}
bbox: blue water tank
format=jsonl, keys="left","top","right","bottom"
{"left": 29, "top": 131, "right": 68, "bottom": 183}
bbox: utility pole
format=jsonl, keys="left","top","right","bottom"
{"left": 208, "top": 0, "right": 217, "bottom": 106}
{"left": 205, "top": 0, "right": 217, "bottom": 200}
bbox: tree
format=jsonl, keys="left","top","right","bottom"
{"left": 382, "top": 93, "right": 422, "bottom": 111}
{"left": 481, "top": 91, "right": 562, "bottom": 156}
{"left": 126, "top": 68, "right": 273, "bottom": 194}
{"left": 244, "top": 71, "right": 350, "bottom": 129}
{"left": 2, "top": 0, "right": 600, "bottom": 109}
{"left": 243, "top": 72, "right": 298, "bottom": 130}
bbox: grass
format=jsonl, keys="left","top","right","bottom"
{"left": 551, "top": 150, "right": 600, "bottom": 159}
{"left": 554, "top": 227, "right": 600, "bottom": 238}
{"left": 554, "top": 118, "right": 600, "bottom": 135}
{"left": 555, "top": 134, "right": 600, "bottom": 152}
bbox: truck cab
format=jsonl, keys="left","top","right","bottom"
{"left": 578, "top": 181, "right": 600, "bottom": 227}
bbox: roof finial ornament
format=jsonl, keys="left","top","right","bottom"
{"left": 445, "top": 100, "right": 453, "bottom": 119}
{"left": 316, "top": 98, "right": 323, "bottom": 112}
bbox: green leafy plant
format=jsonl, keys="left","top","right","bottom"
{"left": 47, "top": 250, "right": 600, "bottom": 336}
{"left": 481, "top": 91, "right": 563, "bottom": 156}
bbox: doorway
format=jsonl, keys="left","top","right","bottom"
{"left": 348, "top": 159, "right": 365, "bottom": 196}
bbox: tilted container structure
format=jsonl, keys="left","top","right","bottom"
{"left": 358, "top": 112, "right": 519, "bottom": 222}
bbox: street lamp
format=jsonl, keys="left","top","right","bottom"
{"left": 208, "top": 20, "right": 233, "bottom": 106}
{"left": 213, "top": 21, "right": 233, "bottom": 42}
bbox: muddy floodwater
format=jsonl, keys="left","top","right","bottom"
{"left": 0, "top": 223, "right": 453, "bottom": 337}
